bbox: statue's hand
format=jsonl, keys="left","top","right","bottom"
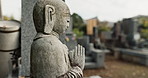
{"left": 69, "top": 44, "right": 85, "bottom": 70}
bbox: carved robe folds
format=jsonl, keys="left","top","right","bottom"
{"left": 31, "top": 33, "right": 83, "bottom": 78}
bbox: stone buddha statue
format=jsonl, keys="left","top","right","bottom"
{"left": 31, "top": 0, "right": 85, "bottom": 78}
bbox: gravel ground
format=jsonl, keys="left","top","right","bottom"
{"left": 83, "top": 55, "right": 148, "bottom": 78}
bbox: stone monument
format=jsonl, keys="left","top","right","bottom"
{"left": 31, "top": 0, "right": 85, "bottom": 78}
{"left": 21, "top": 0, "right": 37, "bottom": 76}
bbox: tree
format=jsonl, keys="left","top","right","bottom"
{"left": 140, "top": 29, "right": 148, "bottom": 39}
{"left": 139, "top": 20, "right": 148, "bottom": 39}
{"left": 3, "top": 15, "right": 15, "bottom": 20}
{"left": 71, "top": 13, "right": 85, "bottom": 29}
{"left": 143, "top": 20, "right": 148, "bottom": 28}
{"left": 71, "top": 13, "right": 86, "bottom": 37}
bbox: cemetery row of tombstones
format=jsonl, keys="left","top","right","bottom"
{"left": 109, "top": 18, "right": 148, "bottom": 66}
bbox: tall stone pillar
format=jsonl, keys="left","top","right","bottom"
{"left": 21, "top": 0, "right": 37, "bottom": 76}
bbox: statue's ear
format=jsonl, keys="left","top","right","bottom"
{"left": 44, "top": 5, "right": 55, "bottom": 34}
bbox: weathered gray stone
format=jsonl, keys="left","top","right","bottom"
{"left": 21, "top": 0, "right": 37, "bottom": 76}
{"left": 30, "top": 0, "right": 85, "bottom": 78}
{"left": 77, "top": 36, "right": 90, "bottom": 55}
{"left": 78, "top": 36, "right": 109, "bottom": 69}
{"left": 120, "top": 48, "right": 148, "bottom": 66}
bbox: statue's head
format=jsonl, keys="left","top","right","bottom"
{"left": 33, "top": 0, "right": 70, "bottom": 34}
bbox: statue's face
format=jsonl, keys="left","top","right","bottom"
{"left": 33, "top": 0, "right": 71, "bottom": 34}
{"left": 62, "top": 10, "right": 71, "bottom": 32}
{"left": 53, "top": 6, "right": 71, "bottom": 34}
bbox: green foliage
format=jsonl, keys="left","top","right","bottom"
{"left": 71, "top": 13, "right": 86, "bottom": 37}
{"left": 3, "top": 16, "right": 15, "bottom": 20}
{"left": 141, "top": 29, "right": 148, "bottom": 39}
{"left": 135, "top": 16, "right": 148, "bottom": 39}
{"left": 73, "top": 28, "right": 84, "bottom": 38}
{"left": 98, "top": 26, "right": 111, "bottom": 32}
{"left": 143, "top": 21, "right": 148, "bottom": 28}
{"left": 71, "top": 13, "right": 85, "bottom": 29}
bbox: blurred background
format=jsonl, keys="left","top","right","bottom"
{"left": 0, "top": 0, "right": 148, "bottom": 78}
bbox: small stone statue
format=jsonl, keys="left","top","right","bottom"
{"left": 31, "top": 0, "right": 85, "bottom": 78}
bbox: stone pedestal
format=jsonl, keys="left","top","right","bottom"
{"left": 113, "top": 48, "right": 122, "bottom": 59}
{"left": 120, "top": 49, "right": 148, "bottom": 66}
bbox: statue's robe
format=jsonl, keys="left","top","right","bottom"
{"left": 31, "top": 33, "right": 82, "bottom": 78}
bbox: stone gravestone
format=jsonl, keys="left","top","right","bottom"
{"left": 21, "top": 0, "right": 37, "bottom": 76}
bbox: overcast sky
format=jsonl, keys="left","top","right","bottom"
{"left": 66, "top": 0, "right": 148, "bottom": 22}
{"left": 1, "top": 0, "right": 148, "bottom": 22}
{"left": 1, "top": 0, "right": 21, "bottom": 20}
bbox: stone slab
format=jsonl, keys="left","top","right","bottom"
{"left": 21, "top": 0, "right": 37, "bottom": 76}
{"left": 120, "top": 48, "right": 148, "bottom": 66}
{"left": 120, "top": 49, "right": 148, "bottom": 58}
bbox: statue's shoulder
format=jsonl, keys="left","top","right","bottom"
{"left": 31, "top": 35, "right": 63, "bottom": 51}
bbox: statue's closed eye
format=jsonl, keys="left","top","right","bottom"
{"left": 63, "top": 13, "right": 71, "bottom": 17}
